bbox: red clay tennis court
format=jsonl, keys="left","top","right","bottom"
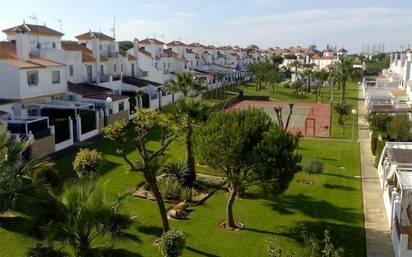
{"left": 227, "top": 100, "right": 331, "bottom": 137}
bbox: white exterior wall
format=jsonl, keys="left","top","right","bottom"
{"left": 0, "top": 64, "right": 66, "bottom": 100}
{"left": 7, "top": 34, "right": 62, "bottom": 51}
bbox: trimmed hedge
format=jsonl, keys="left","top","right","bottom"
{"left": 138, "top": 92, "right": 150, "bottom": 108}
{"left": 374, "top": 140, "right": 387, "bottom": 168}
{"left": 51, "top": 118, "right": 70, "bottom": 144}
{"left": 371, "top": 131, "right": 388, "bottom": 155}
{"left": 80, "top": 110, "right": 96, "bottom": 134}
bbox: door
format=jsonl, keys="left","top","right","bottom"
{"left": 87, "top": 65, "right": 92, "bottom": 82}
{"left": 131, "top": 63, "right": 135, "bottom": 77}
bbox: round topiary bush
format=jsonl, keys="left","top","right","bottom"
{"left": 73, "top": 148, "right": 103, "bottom": 178}
{"left": 158, "top": 229, "right": 186, "bottom": 257}
{"left": 303, "top": 158, "right": 324, "bottom": 176}
{"left": 32, "top": 166, "right": 60, "bottom": 189}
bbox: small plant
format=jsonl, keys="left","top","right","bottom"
{"left": 303, "top": 158, "right": 324, "bottom": 184}
{"left": 267, "top": 229, "right": 344, "bottom": 257}
{"left": 158, "top": 176, "right": 182, "bottom": 200}
{"left": 163, "top": 162, "right": 192, "bottom": 188}
{"left": 32, "top": 165, "right": 60, "bottom": 189}
{"left": 73, "top": 148, "right": 103, "bottom": 178}
{"left": 158, "top": 229, "right": 186, "bottom": 257}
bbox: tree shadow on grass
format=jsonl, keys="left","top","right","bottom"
{"left": 323, "top": 183, "right": 356, "bottom": 191}
{"left": 137, "top": 225, "right": 163, "bottom": 237}
{"left": 0, "top": 215, "right": 41, "bottom": 239}
{"left": 275, "top": 221, "right": 366, "bottom": 257}
{"left": 322, "top": 172, "right": 357, "bottom": 180}
{"left": 244, "top": 227, "right": 278, "bottom": 236}
{"left": 268, "top": 194, "right": 362, "bottom": 223}
{"left": 94, "top": 248, "right": 144, "bottom": 257}
{"left": 186, "top": 246, "right": 221, "bottom": 257}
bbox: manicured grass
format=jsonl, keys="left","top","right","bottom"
{"left": 240, "top": 82, "right": 359, "bottom": 139}
{"left": 0, "top": 135, "right": 365, "bottom": 257}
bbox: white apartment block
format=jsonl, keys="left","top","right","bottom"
{"left": 364, "top": 49, "right": 412, "bottom": 116}
{"left": 0, "top": 22, "right": 263, "bottom": 158}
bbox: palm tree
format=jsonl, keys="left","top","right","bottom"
{"left": 336, "top": 57, "right": 354, "bottom": 106}
{"left": 29, "top": 181, "right": 137, "bottom": 257}
{"left": 0, "top": 124, "right": 48, "bottom": 213}
{"left": 327, "top": 70, "right": 341, "bottom": 104}
{"left": 174, "top": 97, "right": 209, "bottom": 187}
{"left": 312, "top": 70, "right": 329, "bottom": 102}
{"left": 165, "top": 72, "right": 206, "bottom": 97}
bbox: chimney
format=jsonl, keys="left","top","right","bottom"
{"left": 133, "top": 38, "right": 140, "bottom": 66}
{"left": 91, "top": 32, "right": 101, "bottom": 85}
{"left": 15, "top": 27, "right": 30, "bottom": 60}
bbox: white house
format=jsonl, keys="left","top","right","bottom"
{"left": 377, "top": 142, "right": 412, "bottom": 257}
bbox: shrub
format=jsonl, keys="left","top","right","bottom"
{"left": 32, "top": 166, "right": 60, "bottom": 189}
{"left": 158, "top": 229, "right": 186, "bottom": 257}
{"left": 387, "top": 114, "right": 412, "bottom": 141}
{"left": 26, "top": 244, "right": 68, "bottom": 257}
{"left": 375, "top": 140, "right": 387, "bottom": 167}
{"left": 73, "top": 148, "right": 103, "bottom": 178}
{"left": 371, "top": 131, "right": 388, "bottom": 155}
{"left": 163, "top": 162, "right": 192, "bottom": 187}
{"left": 158, "top": 176, "right": 182, "bottom": 200}
{"left": 366, "top": 113, "right": 393, "bottom": 132}
{"left": 302, "top": 158, "right": 324, "bottom": 176}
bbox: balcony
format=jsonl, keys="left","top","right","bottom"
{"left": 2, "top": 116, "right": 51, "bottom": 139}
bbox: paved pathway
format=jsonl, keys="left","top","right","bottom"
{"left": 358, "top": 86, "right": 394, "bottom": 257}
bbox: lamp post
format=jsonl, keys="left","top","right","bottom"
{"left": 351, "top": 109, "right": 357, "bottom": 143}
{"left": 105, "top": 96, "right": 113, "bottom": 126}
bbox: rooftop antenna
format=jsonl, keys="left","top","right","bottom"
{"left": 29, "top": 13, "right": 39, "bottom": 47}
{"left": 160, "top": 34, "right": 165, "bottom": 42}
{"left": 151, "top": 34, "right": 156, "bottom": 40}
{"left": 54, "top": 17, "right": 62, "bottom": 32}
{"left": 110, "top": 14, "right": 116, "bottom": 39}
{"left": 29, "top": 13, "right": 38, "bottom": 25}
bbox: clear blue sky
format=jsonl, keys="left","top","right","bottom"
{"left": 1, "top": 0, "right": 411, "bottom": 52}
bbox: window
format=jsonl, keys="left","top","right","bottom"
{"left": 27, "top": 71, "right": 39, "bottom": 86}
{"left": 52, "top": 42, "right": 56, "bottom": 49}
{"left": 28, "top": 108, "right": 38, "bottom": 117}
{"left": 119, "top": 102, "right": 124, "bottom": 111}
{"left": 69, "top": 65, "right": 74, "bottom": 77}
{"left": 121, "top": 64, "right": 123, "bottom": 72}
{"left": 36, "top": 42, "right": 41, "bottom": 49}
{"left": 114, "top": 64, "right": 117, "bottom": 73}
{"left": 155, "top": 63, "right": 158, "bottom": 69}
{"left": 52, "top": 71, "right": 60, "bottom": 84}
{"left": 100, "top": 65, "right": 104, "bottom": 75}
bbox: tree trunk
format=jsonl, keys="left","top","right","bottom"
{"left": 340, "top": 79, "right": 347, "bottom": 106}
{"left": 144, "top": 171, "right": 170, "bottom": 232}
{"left": 226, "top": 182, "right": 239, "bottom": 228}
{"left": 186, "top": 126, "right": 196, "bottom": 187}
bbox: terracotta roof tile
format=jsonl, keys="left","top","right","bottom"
{"left": 167, "top": 41, "right": 187, "bottom": 47}
{"left": 2, "top": 23, "right": 64, "bottom": 37}
{"left": 75, "top": 32, "right": 115, "bottom": 41}
{"left": 139, "top": 38, "right": 164, "bottom": 45}
{"left": 61, "top": 43, "right": 108, "bottom": 62}
{"left": 0, "top": 41, "right": 64, "bottom": 69}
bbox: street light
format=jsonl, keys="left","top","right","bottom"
{"left": 351, "top": 109, "right": 357, "bottom": 143}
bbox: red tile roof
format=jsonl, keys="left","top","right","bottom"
{"left": 2, "top": 23, "right": 64, "bottom": 37}
{"left": 75, "top": 32, "right": 115, "bottom": 41}
{"left": 0, "top": 42, "right": 65, "bottom": 69}
{"left": 167, "top": 41, "right": 187, "bottom": 47}
{"left": 139, "top": 38, "right": 164, "bottom": 45}
{"left": 61, "top": 43, "right": 108, "bottom": 63}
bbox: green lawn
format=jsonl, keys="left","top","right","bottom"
{"left": 0, "top": 135, "right": 365, "bottom": 257}
{"left": 239, "top": 82, "right": 360, "bottom": 139}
